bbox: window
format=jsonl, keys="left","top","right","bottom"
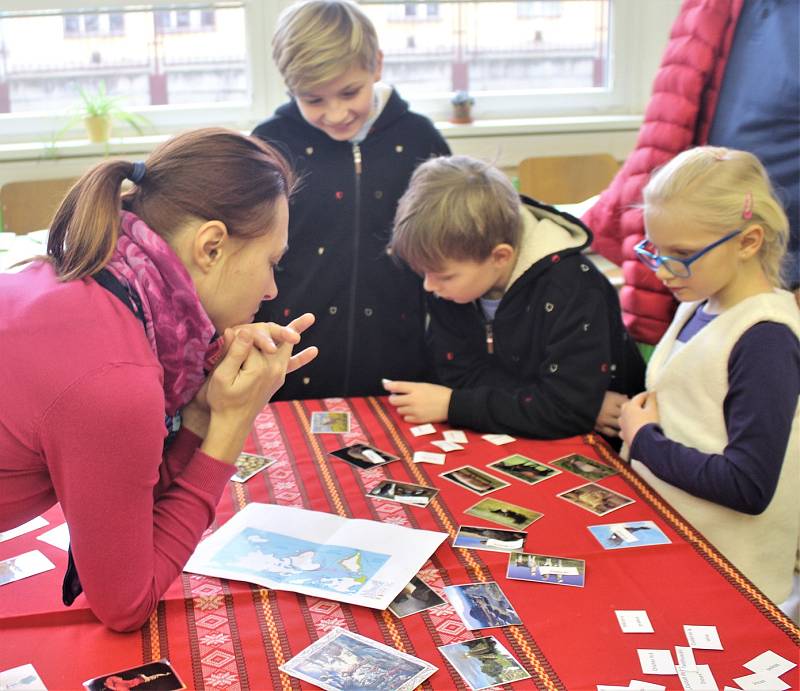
{"left": 0, "top": 0, "right": 672, "bottom": 146}
{"left": 362, "top": 0, "right": 615, "bottom": 118}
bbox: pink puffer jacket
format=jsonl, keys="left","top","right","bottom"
{"left": 582, "top": 0, "right": 743, "bottom": 345}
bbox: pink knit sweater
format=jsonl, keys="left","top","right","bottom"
{"left": 0, "top": 262, "right": 234, "bottom": 631}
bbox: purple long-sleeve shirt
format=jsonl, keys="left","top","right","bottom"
{"left": 631, "top": 311, "right": 800, "bottom": 515}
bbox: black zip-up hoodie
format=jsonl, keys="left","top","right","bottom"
{"left": 252, "top": 90, "right": 450, "bottom": 400}
{"left": 432, "top": 196, "right": 645, "bottom": 438}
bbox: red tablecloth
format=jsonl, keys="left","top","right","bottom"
{"left": 1, "top": 397, "right": 798, "bottom": 690}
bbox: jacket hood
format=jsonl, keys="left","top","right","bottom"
{"left": 504, "top": 196, "right": 593, "bottom": 290}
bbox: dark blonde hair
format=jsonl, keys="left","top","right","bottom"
{"left": 47, "top": 127, "right": 294, "bottom": 281}
{"left": 643, "top": 146, "right": 789, "bottom": 287}
{"left": 390, "top": 155, "right": 522, "bottom": 273}
{"left": 272, "top": 0, "right": 380, "bottom": 93}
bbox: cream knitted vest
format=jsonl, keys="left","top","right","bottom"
{"left": 631, "top": 290, "right": 800, "bottom": 603}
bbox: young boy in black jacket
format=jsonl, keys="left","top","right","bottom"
{"left": 252, "top": 0, "right": 450, "bottom": 400}
{"left": 385, "top": 155, "right": 644, "bottom": 440}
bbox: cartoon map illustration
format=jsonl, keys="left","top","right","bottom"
{"left": 209, "top": 527, "right": 390, "bottom": 595}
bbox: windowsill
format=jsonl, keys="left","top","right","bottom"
{"left": 0, "top": 113, "right": 643, "bottom": 163}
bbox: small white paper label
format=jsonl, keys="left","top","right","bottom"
{"left": 683, "top": 625, "right": 723, "bottom": 650}
{"left": 676, "top": 664, "right": 718, "bottom": 691}
{"left": 410, "top": 424, "right": 436, "bottom": 437}
{"left": 443, "top": 430, "right": 468, "bottom": 443}
{"left": 675, "top": 646, "right": 697, "bottom": 669}
{"left": 744, "top": 650, "right": 796, "bottom": 677}
{"left": 412, "top": 451, "right": 446, "bottom": 465}
{"left": 430, "top": 440, "right": 464, "bottom": 452}
{"left": 637, "top": 649, "right": 676, "bottom": 675}
{"left": 616, "top": 610, "right": 654, "bottom": 633}
{"left": 482, "top": 433, "right": 516, "bottom": 445}
{"left": 733, "top": 673, "right": 790, "bottom": 691}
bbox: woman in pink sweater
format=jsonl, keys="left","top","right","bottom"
{"left": 0, "top": 128, "right": 317, "bottom": 631}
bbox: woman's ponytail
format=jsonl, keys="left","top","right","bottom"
{"left": 47, "top": 159, "right": 134, "bottom": 281}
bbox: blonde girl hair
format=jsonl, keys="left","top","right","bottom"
{"left": 272, "top": 0, "right": 380, "bottom": 94}
{"left": 390, "top": 155, "right": 522, "bottom": 273}
{"left": 643, "top": 146, "right": 789, "bottom": 287}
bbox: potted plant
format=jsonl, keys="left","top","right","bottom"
{"left": 450, "top": 90, "right": 475, "bottom": 124}
{"left": 56, "top": 82, "right": 148, "bottom": 145}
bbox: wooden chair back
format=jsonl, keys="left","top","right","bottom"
{"left": 0, "top": 178, "right": 77, "bottom": 234}
{"left": 517, "top": 153, "right": 620, "bottom": 205}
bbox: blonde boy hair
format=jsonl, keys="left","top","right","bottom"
{"left": 272, "top": 0, "right": 380, "bottom": 93}
{"left": 643, "top": 146, "right": 790, "bottom": 287}
{"left": 391, "top": 155, "right": 523, "bottom": 273}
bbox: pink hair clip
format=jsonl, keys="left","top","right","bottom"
{"left": 742, "top": 192, "right": 753, "bottom": 220}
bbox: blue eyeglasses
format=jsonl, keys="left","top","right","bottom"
{"left": 634, "top": 228, "right": 742, "bottom": 278}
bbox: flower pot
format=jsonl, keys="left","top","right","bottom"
{"left": 450, "top": 102, "right": 473, "bottom": 125}
{"left": 84, "top": 115, "right": 112, "bottom": 144}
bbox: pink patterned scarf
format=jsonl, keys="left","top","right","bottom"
{"left": 106, "top": 211, "right": 217, "bottom": 416}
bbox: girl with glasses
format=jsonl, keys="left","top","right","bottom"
{"left": 619, "top": 146, "right": 800, "bottom": 622}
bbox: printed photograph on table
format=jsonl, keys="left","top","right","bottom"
{"left": 83, "top": 659, "right": 186, "bottom": 690}
{"left": 330, "top": 442, "right": 400, "bottom": 469}
{"left": 0, "top": 549, "right": 55, "bottom": 586}
{"left": 464, "top": 497, "right": 543, "bottom": 529}
{"left": 310, "top": 410, "right": 351, "bottom": 434}
{"left": 487, "top": 454, "right": 561, "bottom": 485}
{"left": 557, "top": 483, "right": 634, "bottom": 516}
{"left": 0, "top": 664, "right": 47, "bottom": 691}
{"left": 549, "top": 453, "right": 618, "bottom": 481}
{"left": 507, "top": 552, "right": 586, "bottom": 587}
{"left": 453, "top": 525, "right": 527, "bottom": 553}
{"left": 438, "top": 636, "right": 532, "bottom": 690}
{"left": 231, "top": 452, "right": 277, "bottom": 482}
{"left": 440, "top": 465, "right": 509, "bottom": 495}
{"left": 443, "top": 581, "right": 522, "bottom": 630}
{"left": 279, "top": 626, "right": 437, "bottom": 691}
{"left": 388, "top": 575, "right": 446, "bottom": 618}
{"left": 367, "top": 480, "right": 438, "bottom": 507}
{"left": 588, "top": 520, "right": 672, "bottom": 550}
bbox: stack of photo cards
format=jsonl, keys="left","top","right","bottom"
{"left": 440, "top": 466, "right": 509, "bottom": 495}
{"left": 444, "top": 581, "right": 522, "bottom": 630}
{"left": 588, "top": 521, "right": 671, "bottom": 550}
{"left": 330, "top": 443, "right": 400, "bottom": 470}
{"left": 507, "top": 552, "right": 586, "bottom": 588}
{"left": 557, "top": 483, "right": 634, "bottom": 516}
{"left": 387, "top": 575, "right": 445, "bottom": 618}
{"left": 280, "top": 627, "right": 437, "bottom": 691}
{"left": 0, "top": 663, "right": 48, "bottom": 690}
{"left": 367, "top": 480, "right": 439, "bottom": 508}
{"left": 454, "top": 525, "right": 527, "bottom": 553}
{"left": 311, "top": 411, "right": 351, "bottom": 434}
{"left": 438, "top": 636, "right": 531, "bottom": 690}
{"left": 184, "top": 503, "right": 447, "bottom": 610}
{"left": 488, "top": 454, "right": 561, "bottom": 485}
{"left": 465, "top": 498, "right": 543, "bottom": 530}
{"left": 82, "top": 659, "right": 186, "bottom": 690}
{"left": 231, "top": 452, "right": 277, "bottom": 483}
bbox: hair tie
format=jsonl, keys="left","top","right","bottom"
{"left": 711, "top": 148, "right": 728, "bottom": 161}
{"left": 742, "top": 192, "right": 753, "bottom": 220}
{"left": 129, "top": 161, "right": 146, "bottom": 184}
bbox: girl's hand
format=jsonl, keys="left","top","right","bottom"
{"left": 594, "top": 390, "right": 628, "bottom": 437}
{"left": 620, "top": 391, "right": 660, "bottom": 446}
{"left": 382, "top": 379, "right": 452, "bottom": 423}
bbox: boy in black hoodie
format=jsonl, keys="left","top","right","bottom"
{"left": 252, "top": 0, "right": 450, "bottom": 400}
{"left": 385, "top": 155, "right": 644, "bottom": 440}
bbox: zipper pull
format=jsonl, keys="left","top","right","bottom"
{"left": 353, "top": 143, "right": 362, "bottom": 175}
{"left": 485, "top": 322, "right": 494, "bottom": 354}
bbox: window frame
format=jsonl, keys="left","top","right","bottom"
{"left": 0, "top": 0, "right": 670, "bottom": 145}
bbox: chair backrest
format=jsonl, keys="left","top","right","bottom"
{"left": 0, "top": 178, "right": 77, "bottom": 235}
{"left": 517, "top": 154, "right": 620, "bottom": 205}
